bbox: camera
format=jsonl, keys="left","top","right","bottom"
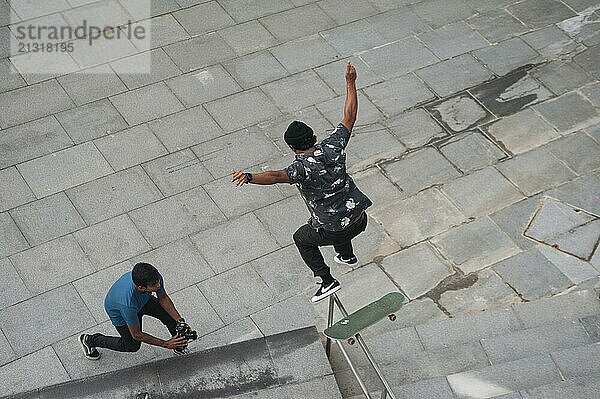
{"left": 175, "top": 322, "right": 197, "bottom": 340}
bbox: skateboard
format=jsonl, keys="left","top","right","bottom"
{"left": 324, "top": 292, "right": 406, "bottom": 345}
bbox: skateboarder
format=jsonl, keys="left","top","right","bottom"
{"left": 78, "top": 262, "right": 190, "bottom": 360}
{"left": 232, "top": 62, "right": 372, "bottom": 303}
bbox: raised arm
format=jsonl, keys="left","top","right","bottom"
{"left": 340, "top": 62, "right": 358, "bottom": 132}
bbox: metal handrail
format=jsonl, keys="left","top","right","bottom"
{"left": 326, "top": 293, "right": 396, "bottom": 399}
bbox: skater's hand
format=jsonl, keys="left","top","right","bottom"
{"left": 231, "top": 169, "right": 248, "bottom": 186}
{"left": 345, "top": 61, "right": 356, "bottom": 84}
{"left": 163, "top": 335, "right": 188, "bottom": 349}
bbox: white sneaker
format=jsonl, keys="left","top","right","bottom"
{"left": 311, "top": 280, "right": 341, "bottom": 302}
{"left": 334, "top": 254, "right": 358, "bottom": 266}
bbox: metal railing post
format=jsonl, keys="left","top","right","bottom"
{"left": 330, "top": 294, "right": 396, "bottom": 399}
{"left": 336, "top": 340, "right": 372, "bottom": 399}
{"left": 355, "top": 334, "right": 396, "bottom": 399}
{"left": 326, "top": 294, "right": 335, "bottom": 357}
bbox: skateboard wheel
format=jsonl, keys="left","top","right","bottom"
{"left": 347, "top": 338, "right": 356, "bottom": 345}
{"left": 388, "top": 314, "right": 396, "bottom": 321}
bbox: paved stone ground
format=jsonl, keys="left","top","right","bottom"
{"left": 0, "top": 0, "right": 599, "bottom": 397}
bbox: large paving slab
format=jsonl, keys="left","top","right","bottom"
{"left": 438, "top": 130, "right": 506, "bottom": 173}
{"left": 250, "top": 245, "right": 314, "bottom": 301}
{"left": 382, "top": 147, "right": 461, "bottom": 196}
{"left": 427, "top": 93, "right": 494, "bottom": 134}
{"left": 55, "top": 99, "right": 128, "bottom": 144}
{"left": 0, "top": 258, "right": 30, "bottom": 311}
{"left": 142, "top": 149, "right": 213, "bottom": 197}
{"left": 56, "top": 64, "right": 127, "bottom": 106}
{"left": 385, "top": 109, "right": 446, "bottom": 149}
{"left": 0, "top": 116, "right": 73, "bottom": 170}
{"left": 94, "top": 125, "right": 168, "bottom": 171}
{"left": 496, "top": 147, "right": 578, "bottom": 196}
{"left": 319, "top": 19, "right": 385, "bottom": 57}
{"left": 484, "top": 108, "right": 560, "bottom": 154}
{"left": 361, "top": 37, "right": 439, "bottom": 79}
{"left": 165, "top": 65, "right": 242, "bottom": 108}
{"left": 9, "top": 235, "right": 95, "bottom": 294}
{"left": 109, "top": 82, "right": 184, "bottom": 126}
{"left": 204, "top": 175, "right": 284, "bottom": 219}
{"left": 371, "top": 188, "right": 466, "bottom": 247}
{"left": 198, "top": 263, "right": 277, "bottom": 324}
{"left": 0, "top": 347, "right": 69, "bottom": 397}
{"left": 363, "top": 73, "right": 435, "bottom": 117}
{"left": 129, "top": 185, "right": 225, "bottom": 246}
{"left": 431, "top": 217, "right": 521, "bottom": 274}
{"left": 0, "top": 167, "right": 35, "bottom": 213}
{"left": 533, "top": 91, "right": 599, "bottom": 132}
{"left": 109, "top": 49, "right": 181, "bottom": 91}
{"left": 0, "top": 80, "right": 73, "bottom": 128}
{"left": 416, "top": 53, "right": 493, "bottom": 97}
{"left": 0, "top": 284, "right": 95, "bottom": 356}
{"left": 439, "top": 269, "right": 521, "bottom": 315}
{"left": 9, "top": 192, "right": 85, "bottom": 246}
{"left": 66, "top": 166, "right": 163, "bottom": 225}
{"left": 73, "top": 214, "right": 151, "bottom": 270}
{"left": 441, "top": 166, "right": 524, "bottom": 218}
{"left": 381, "top": 242, "right": 454, "bottom": 300}
{"left": 190, "top": 213, "right": 280, "bottom": 274}
{"left": 204, "top": 88, "right": 281, "bottom": 132}
{"left": 492, "top": 249, "right": 573, "bottom": 300}
{"left": 147, "top": 106, "right": 225, "bottom": 152}
{"left": 418, "top": 22, "right": 489, "bottom": 60}
{"left": 191, "top": 128, "right": 281, "bottom": 178}
{"left": 0, "top": 212, "right": 29, "bottom": 259}
{"left": 16, "top": 142, "right": 114, "bottom": 198}
{"left": 163, "top": 33, "right": 236, "bottom": 72}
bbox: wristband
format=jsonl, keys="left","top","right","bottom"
{"left": 245, "top": 173, "right": 253, "bottom": 183}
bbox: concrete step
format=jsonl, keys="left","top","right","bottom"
{"left": 416, "top": 289, "right": 600, "bottom": 351}
{"left": 330, "top": 315, "right": 598, "bottom": 376}
{"left": 328, "top": 290, "right": 600, "bottom": 398}
{"left": 520, "top": 372, "right": 600, "bottom": 399}
{"left": 0, "top": 327, "right": 341, "bottom": 399}
{"left": 329, "top": 290, "right": 600, "bottom": 374}
{"left": 341, "top": 343, "right": 600, "bottom": 398}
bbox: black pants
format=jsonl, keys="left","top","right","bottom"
{"left": 89, "top": 296, "right": 177, "bottom": 352}
{"left": 293, "top": 213, "right": 368, "bottom": 278}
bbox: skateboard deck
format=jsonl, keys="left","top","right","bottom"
{"left": 324, "top": 292, "right": 406, "bottom": 343}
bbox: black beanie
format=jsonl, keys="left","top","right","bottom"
{"left": 284, "top": 121, "right": 314, "bottom": 148}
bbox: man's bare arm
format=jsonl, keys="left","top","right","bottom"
{"left": 127, "top": 323, "right": 187, "bottom": 349}
{"left": 340, "top": 62, "right": 358, "bottom": 132}
{"left": 231, "top": 169, "right": 290, "bottom": 186}
{"left": 157, "top": 293, "right": 183, "bottom": 322}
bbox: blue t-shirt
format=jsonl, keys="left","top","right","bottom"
{"left": 104, "top": 271, "right": 165, "bottom": 327}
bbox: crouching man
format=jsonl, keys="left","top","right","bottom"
{"left": 79, "top": 262, "right": 191, "bottom": 359}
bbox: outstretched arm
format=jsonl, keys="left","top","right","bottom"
{"left": 231, "top": 169, "right": 290, "bottom": 186}
{"left": 340, "top": 62, "right": 358, "bottom": 132}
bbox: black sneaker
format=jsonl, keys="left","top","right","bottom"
{"left": 79, "top": 334, "right": 100, "bottom": 360}
{"left": 311, "top": 280, "right": 341, "bottom": 303}
{"left": 334, "top": 254, "right": 358, "bottom": 266}
{"left": 173, "top": 346, "right": 190, "bottom": 356}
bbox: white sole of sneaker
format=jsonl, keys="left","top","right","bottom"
{"left": 311, "top": 283, "right": 341, "bottom": 303}
{"left": 333, "top": 255, "right": 357, "bottom": 266}
{"left": 78, "top": 334, "right": 100, "bottom": 360}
